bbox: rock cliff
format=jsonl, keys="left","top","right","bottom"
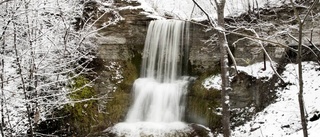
{"left": 90, "top": 0, "right": 320, "bottom": 134}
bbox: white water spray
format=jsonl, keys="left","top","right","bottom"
{"left": 126, "top": 20, "right": 190, "bottom": 123}
{"left": 108, "top": 20, "right": 191, "bottom": 136}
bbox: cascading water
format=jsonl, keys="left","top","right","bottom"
{"left": 126, "top": 19, "right": 190, "bottom": 123}
{"left": 108, "top": 20, "right": 192, "bottom": 136}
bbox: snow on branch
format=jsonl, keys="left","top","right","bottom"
{"left": 233, "top": 27, "right": 285, "bottom": 82}
{"left": 192, "top": 0, "right": 217, "bottom": 28}
{"left": 0, "top": 0, "right": 114, "bottom": 135}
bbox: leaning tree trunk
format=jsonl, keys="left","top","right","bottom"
{"left": 215, "top": 0, "right": 231, "bottom": 136}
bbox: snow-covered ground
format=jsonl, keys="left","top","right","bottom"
{"left": 204, "top": 61, "right": 320, "bottom": 136}
{"left": 203, "top": 61, "right": 277, "bottom": 90}
{"left": 132, "top": 0, "right": 320, "bottom": 135}
{"left": 0, "top": 0, "right": 99, "bottom": 136}
{"left": 121, "top": 1, "right": 320, "bottom": 136}
{"left": 232, "top": 61, "right": 320, "bottom": 137}
{"left": 132, "top": 0, "right": 288, "bottom": 20}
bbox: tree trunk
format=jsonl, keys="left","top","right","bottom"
{"left": 216, "top": 0, "right": 231, "bottom": 136}
{"left": 13, "top": 23, "right": 33, "bottom": 137}
{"left": 289, "top": 0, "right": 315, "bottom": 136}
{"left": 1, "top": 37, "right": 5, "bottom": 137}
{"left": 297, "top": 17, "right": 308, "bottom": 137}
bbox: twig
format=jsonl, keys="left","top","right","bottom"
{"left": 306, "top": 38, "right": 320, "bottom": 53}
{"left": 192, "top": 0, "right": 217, "bottom": 27}
{"left": 287, "top": 33, "right": 320, "bottom": 61}
{"left": 227, "top": 45, "right": 239, "bottom": 75}
{"left": 0, "top": 0, "right": 11, "bottom": 5}
{"left": 302, "top": 0, "right": 319, "bottom": 24}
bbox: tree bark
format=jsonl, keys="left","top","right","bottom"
{"left": 215, "top": 0, "right": 231, "bottom": 136}
{"left": 297, "top": 16, "right": 308, "bottom": 137}
{"left": 289, "top": 0, "right": 320, "bottom": 136}
{"left": 1, "top": 35, "right": 5, "bottom": 137}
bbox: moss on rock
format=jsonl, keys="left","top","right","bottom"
{"left": 59, "top": 75, "right": 107, "bottom": 136}
{"left": 186, "top": 68, "right": 223, "bottom": 132}
{"left": 104, "top": 59, "right": 140, "bottom": 128}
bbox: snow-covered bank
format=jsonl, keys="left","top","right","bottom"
{"left": 233, "top": 62, "right": 320, "bottom": 137}
{"left": 231, "top": 61, "right": 320, "bottom": 137}
{"left": 203, "top": 61, "right": 277, "bottom": 90}
{"left": 202, "top": 61, "right": 320, "bottom": 136}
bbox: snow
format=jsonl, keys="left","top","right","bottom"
{"left": 108, "top": 0, "right": 319, "bottom": 136}
{"left": 1, "top": 0, "right": 316, "bottom": 136}
{"left": 1, "top": 0, "right": 100, "bottom": 136}
{"left": 203, "top": 61, "right": 277, "bottom": 90}
{"left": 106, "top": 61, "right": 124, "bottom": 85}
{"left": 203, "top": 61, "right": 320, "bottom": 136}
{"left": 203, "top": 74, "right": 222, "bottom": 90}
{"left": 121, "top": 1, "right": 320, "bottom": 136}
{"left": 232, "top": 61, "right": 320, "bottom": 137}
{"left": 236, "top": 61, "right": 278, "bottom": 80}
{"left": 132, "top": 0, "right": 288, "bottom": 20}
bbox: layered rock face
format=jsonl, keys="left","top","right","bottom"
{"left": 93, "top": 0, "right": 320, "bottom": 133}
{"left": 91, "top": 0, "right": 151, "bottom": 129}
{"left": 225, "top": 3, "right": 320, "bottom": 108}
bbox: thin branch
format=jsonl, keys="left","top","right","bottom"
{"left": 227, "top": 45, "right": 239, "bottom": 75}
{"left": 38, "top": 96, "right": 112, "bottom": 105}
{"left": 287, "top": 33, "right": 320, "bottom": 61}
{"left": 302, "top": 0, "right": 319, "bottom": 24}
{"left": 0, "top": 19, "right": 12, "bottom": 41}
{"left": 190, "top": 2, "right": 196, "bottom": 19}
{"left": 306, "top": 38, "right": 320, "bottom": 53}
{"left": 0, "top": 0, "right": 11, "bottom": 5}
{"left": 213, "top": 0, "right": 218, "bottom": 7}
{"left": 182, "top": 19, "right": 298, "bottom": 52}
{"left": 241, "top": 28, "right": 285, "bottom": 82}
{"left": 260, "top": 43, "right": 284, "bottom": 82}
{"left": 290, "top": 0, "right": 302, "bottom": 24}
{"left": 306, "top": 38, "right": 320, "bottom": 64}
{"left": 227, "top": 29, "right": 297, "bottom": 52}
{"left": 192, "top": 0, "right": 217, "bottom": 27}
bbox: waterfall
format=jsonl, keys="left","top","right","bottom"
{"left": 108, "top": 20, "right": 192, "bottom": 136}
{"left": 140, "top": 20, "right": 189, "bottom": 82}
{"left": 126, "top": 20, "right": 190, "bottom": 123}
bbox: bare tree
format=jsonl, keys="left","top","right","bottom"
{"left": 214, "top": 0, "right": 231, "bottom": 136}
{"left": 0, "top": 0, "right": 123, "bottom": 135}
{"left": 192, "top": 0, "right": 231, "bottom": 136}
{"left": 0, "top": 25, "right": 5, "bottom": 137}
{"left": 0, "top": 0, "right": 116, "bottom": 135}
{"left": 289, "top": 0, "right": 319, "bottom": 136}
{"left": 13, "top": 21, "right": 34, "bottom": 136}
{"left": 190, "top": 0, "right": 320, "bottom": 136}
{"left": 0, "top": 3, "right": 9, "bottom": 136}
